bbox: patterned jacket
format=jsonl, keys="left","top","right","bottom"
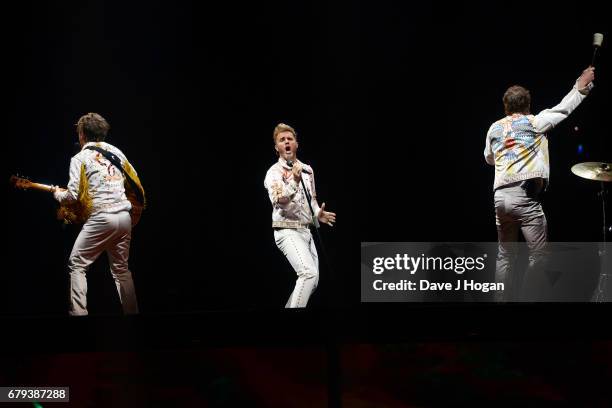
{"left": 485, "top": 80, "right": 593, "bottom": 190}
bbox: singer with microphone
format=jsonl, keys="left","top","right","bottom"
{"left": 264, "top": 123, "right": 337, "bottom": 308}
{"left": 484, "top": 66, "right": 596, "bottom": 301}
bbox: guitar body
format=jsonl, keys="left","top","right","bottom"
{"left": 57, "top": 201, "right": 90, "bottom": 224}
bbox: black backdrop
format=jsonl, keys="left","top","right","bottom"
{"left": 5, "top": 0, "right": 610, "bottom": 316}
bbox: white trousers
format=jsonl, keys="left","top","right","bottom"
{"left": 274, "top": 228, "right": 319, "bottom": 308}
{"left": 68, "top": 211, "right": 138, "bottom": 316}
{"left": 494, "top": 180, "right": 548, "bottom": 301}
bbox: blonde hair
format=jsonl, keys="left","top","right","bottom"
{"left": 273, "top": 123, "right": 297, "bottom": 143}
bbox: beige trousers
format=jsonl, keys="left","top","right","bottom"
{"left": 68, "top": 211, "right": 138, "bottom": 316}
{"left": 494, "top": 179, "right": 548, "bottom": 301}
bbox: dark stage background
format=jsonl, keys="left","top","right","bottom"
{"left": 5, "top": 1, "right": 610, "bottom": 316}
{"left": 4, "top": 2, "right": 612, "bottom": 407}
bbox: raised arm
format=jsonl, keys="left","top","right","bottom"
{"left": 533, "top": 67, "right": 595, "bottom": 134}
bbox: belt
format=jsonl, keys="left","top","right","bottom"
{"left": 272, "top": 220, "right": 311, "bottom": 229}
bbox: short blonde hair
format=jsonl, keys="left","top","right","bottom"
{"left": 273, "top": 123, "right": 297, "bottom": 143}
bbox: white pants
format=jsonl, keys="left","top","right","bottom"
{"left": 274, "top": 228, "right": 319, "bottom": 308}
{"left": 68, "top": 211, "right": 138, "bottom": 316}
{"left": 494, "top": 180, "right": 548, "bottom": 301}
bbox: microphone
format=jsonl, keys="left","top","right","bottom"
{"left": 592, "top": 33, "right": 604, "bottom": 66}
{"left": 286, "top": 160, "right": 312, "bottom": 174}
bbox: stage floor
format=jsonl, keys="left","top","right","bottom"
{"left": 2, "top": 305, "right": 612, "bottom": 406}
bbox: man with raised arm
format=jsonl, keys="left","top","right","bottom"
{"left": 484, "top": 67, "right": 595, "bottom": 301}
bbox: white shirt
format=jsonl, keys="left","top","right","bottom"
{"left": 54, "top": 141, "right": 133, "bottom": 215}
{"left": 264, "top": 158, "right": 321, "bottom": 226}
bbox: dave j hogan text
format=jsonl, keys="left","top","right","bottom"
{"left": 373, "top": 279, "right": 504, "bottom": 293}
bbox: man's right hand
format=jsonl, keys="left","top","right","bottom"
{"left": 292, "top": 162, "right": 302, "bottom": 183}
{"left": 577, "top": 66, "right": 595, "bottom": 90}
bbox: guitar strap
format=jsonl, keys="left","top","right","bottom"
{"left": 85, "top": 146, "right": 145, "bottom": 206}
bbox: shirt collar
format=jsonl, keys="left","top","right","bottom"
{"left": 82, "top": 141, "right": 102, "bottom": 151}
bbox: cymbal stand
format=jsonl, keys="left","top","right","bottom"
{"left": 592, "top": 181, "right": 610, "bottom": 302}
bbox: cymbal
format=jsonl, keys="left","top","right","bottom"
{"left": 571, "top": 162, "right": 612, "bottom": 182}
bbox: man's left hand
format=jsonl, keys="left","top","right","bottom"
{"left": 53, "top": 186, "right": 67, "bottom": 202}
{"left": 317, "top": 202, "right": 336, "bottom": 227}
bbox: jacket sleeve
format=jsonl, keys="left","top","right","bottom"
{"left": 484, "top": 125, "right": 495, "bottom": 166}
{"left": 264, "top": 167, "right": 299, "bottom": 206}
{"left": 307, "top": 167, "right": 321, "bottom": 217}
{"left": 533, "top": 80, "right": 594, "bottom": 134}
{"left": 54, "top": 157, "right": 81, "bottom": 203}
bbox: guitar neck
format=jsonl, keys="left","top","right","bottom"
{"left": 9, "top": 175, "right": 62, "bottom": 194}
{"left": 28, "top": 182, "right": 55, "bottom": 193}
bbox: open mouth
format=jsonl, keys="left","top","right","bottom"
{"left": 285, "top": 146, "right": 291, "bottom": 153}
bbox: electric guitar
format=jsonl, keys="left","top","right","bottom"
{"left": 9, "top": 175, "right": 142, "bottom": 226}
